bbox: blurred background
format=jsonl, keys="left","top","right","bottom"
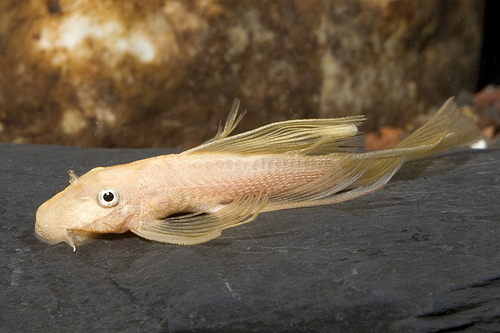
{"left": 0, "top": 0, "right": 498, "bottom": 149}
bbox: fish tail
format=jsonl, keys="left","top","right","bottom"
{"left": 346, "top": 97, "right": 481, "bottom": 189}
{"left": 392, "top": 97, "right": 481, "bottom": 161}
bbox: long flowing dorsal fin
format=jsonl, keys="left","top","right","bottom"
{"left": 210, "top": 98, "right": 246, "bottom": 141}
{"left": 183, "top": 99, "right": 366, "bottom": 156}
{"left": 131, "top": 192, "right": 268, "bottom": 245}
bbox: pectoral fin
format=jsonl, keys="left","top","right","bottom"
{"left": 131, "top": 192, "right": 268, "bottom": 245}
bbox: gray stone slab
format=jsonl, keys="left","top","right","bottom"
{"left": 0, "top": 143, "right": 499, "bottom": 332}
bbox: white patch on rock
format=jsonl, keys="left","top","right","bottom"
{"left": 38, "top": 14, "right": 156, "bottom": 65}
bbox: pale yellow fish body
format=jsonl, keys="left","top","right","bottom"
{"left": 35, "top": 98, "right": 480, "bottom": 250}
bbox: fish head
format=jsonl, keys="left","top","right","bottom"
{"left": 35, "top": 165, "right": 140, "bottom": 250}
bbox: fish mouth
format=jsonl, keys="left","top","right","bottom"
{"left": 35, "top": 201, "right": 97, "bottom": 251}
{"left": 34, "top": 222, "right": 61, "bottom": 245}
{"left": 34, "top": 218, "right": 74, "bottom": 249}
{"left": 35, "top": 220, "right": 99, "bottom": 251}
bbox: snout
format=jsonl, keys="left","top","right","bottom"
{"left": 35, "top": 195, "right": 99, "bottom": 250}
{"left": 35, "top": 199, "right": 67, "bottom": 245}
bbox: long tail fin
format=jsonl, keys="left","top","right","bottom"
{"left": 392, "top": 97, "right": 481, "bottom": 161}
{"left": 347, "top": 97, "right": 481, "bottom": 189}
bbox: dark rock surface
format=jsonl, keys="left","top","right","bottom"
{"left": 0, "top": 143, "right": 499, "bottom": 332}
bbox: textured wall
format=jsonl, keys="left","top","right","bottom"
{"left": 0, "top": 0, "right": 484, "bottom": 148}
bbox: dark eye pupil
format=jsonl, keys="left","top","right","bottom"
{"left": 103, "top": 192, "right": 114, "bottom": 202}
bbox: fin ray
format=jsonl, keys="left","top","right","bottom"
{"left": 132, "top": 192, "right": 268, "bottom": 245}
{"left": 184, "top": 100, "right": 366, "bottom": 155}
{"left": 269, "top": 155, "right": 370, "bottom": 202}
{"left": 211, "top": 98, "right": 246, "bottom": 141}
{"left": 263, "top": 156, "right": 404, "bottom": 212}
{"left": 393, "top": 97, "right": 480, "bottom": 161}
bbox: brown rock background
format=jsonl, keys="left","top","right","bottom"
{"left": 0, "top": 0, "right": 484, "bottom": 148}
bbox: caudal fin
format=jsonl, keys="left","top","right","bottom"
{"left": 393, "top": 97, "right": 481, "bottom": 161}
{"left": 346, "top": 97, "right": 481, "bottom": 189}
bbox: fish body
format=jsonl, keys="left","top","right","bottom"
{"left": 35, "top": 98, "right": 481, "bottom": 250}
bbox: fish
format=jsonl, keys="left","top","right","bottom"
{"left": 35, "top": 97, "right": 481, "bottom": 250}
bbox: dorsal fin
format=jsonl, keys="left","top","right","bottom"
{"left": 183, "top": 99, "right": 366, "bottom": 156}
{"left": 211, "top": 98, "right": 246, "bottom": 141}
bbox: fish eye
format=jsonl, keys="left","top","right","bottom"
{"left": 97, "top": 189, "right": 120, "bottom": 208}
